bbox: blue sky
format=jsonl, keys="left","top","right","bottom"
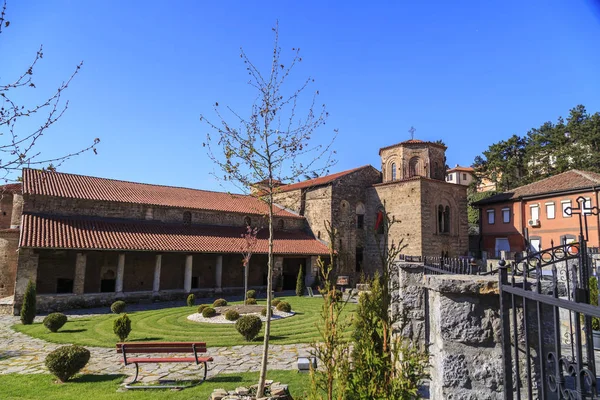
{"left": 3, "top": 0, "right": 600, "bottom": 192}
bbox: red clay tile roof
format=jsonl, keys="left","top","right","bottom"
{"left": 448, "top": 166, "right": 475, "bottom": 173}
{"left": 20, "top": 213, "right": 329, "bottom": 255}
{"left": 22, "top": 169, "right": 301, "bottom": 219}
{"left": 275, "top": 165, "right": 376, "bottom": 193}
{"left": 0, "top": 183, "right": 22, "bottom": 194}
{"left": 379, "top": 139, "right": 447, "bottom": 154}
{"left": 474, "top": 170, "right": 600, "bottom": 206}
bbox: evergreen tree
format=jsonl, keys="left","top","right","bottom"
{"left": 20, "top": 280, "right": 36, "bottom": 325}
{"left": 296, "top": 266, "right": 305, "bottom": 297}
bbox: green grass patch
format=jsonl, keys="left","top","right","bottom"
{"left": 13, "top": 296, "right": 355, "bottom": 348}
{"left": 0, "top": 371, "right": 310, "bottom": 399}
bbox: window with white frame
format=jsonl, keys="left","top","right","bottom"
{"left": 487, "top": 209, "right": 495, "bottom": 224}
{"left": 562, "top": 200, "right": 572, "bottom": 217}
{"left": 502, "top": 208, "right": 510, "bottom": 223}
{"left": 584, "top": 197, "right": 592, "bottom": 215}
{"left": 546, "top": 202, "right": 555, "bottom": 219}
{"left": 530, "top": 204, "right": 540, "bottom": 221}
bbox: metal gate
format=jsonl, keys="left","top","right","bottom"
{"left": 499, "top": 196, "right": 600, "bottom": 399}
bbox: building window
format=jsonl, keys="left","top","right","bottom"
{"left": 446, "top": 174, "right": 451, "bottom": 181}
{"left": 244, "top": 216, "right": 251, "bottom": 226}
{"left": 462, "top": 173, "right": 467, "bottom": 181}
{"left": 409, "top": 157, "right": 420, "bottom": 177}
{"left": 562, "top": 200, "right": 572, "bottom": 218}
{"left": 546, "top": 202, "right": 555, "bottom": 219}
{"left": 584, "top": 197, "right": 592, "bottom": 215}
{"left": 487, "top": 209, "right": 495, "bottom": 225}
{"left": 561, "top": 234, "right": 577, "bottom": 245}
{"left": 529, "top": 236, "right": 541, "bottom": 253}
{"left": 502, "top": 208, "right": 510, "bottom": 223}
{"left": 438, "top": 205, "right": 444, "bottom": 232}
{"left": 391, "top": 163, "right": 397, "bottom": 181}
{"left": 183, "top": 211, "right": 192, "bottom": 225}
{"left": 277, "top": 219, "right": 284, "bottom": 230}
{"left": 530, "top": 205, "right": 540, "bottom": 221}
{"left": 56, "top": 278, "right": 74, "bottom": 294}
{"left": 355, "top": 247, "right": 364, "bottom": 272}
{"left": 356, "top": 203, "right": 365, "bottom": 229}
{"left": 444, "top": 206, "right": 450, "bottom": 233}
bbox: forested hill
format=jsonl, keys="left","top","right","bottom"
{"left": 473, "top": 105, "right": 600, "bottom": 192}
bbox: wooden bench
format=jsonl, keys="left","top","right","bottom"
{"left": 116, "top": 342, "right": 213, "bottom": 389}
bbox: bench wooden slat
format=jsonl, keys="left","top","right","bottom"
{"left": 121, "top": 356, "right": 213, "bottom": 364}
{"left": 116, "top": 342, "right": 207, "bottom": 354}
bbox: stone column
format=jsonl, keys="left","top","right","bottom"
{"left": 274, "top": 256, "right": 284, "bottom": 289}
{"left": 13, "top": 249, "right": 39, "bottom": 314}
{"left": 396, "top": 261, "right": 425, "bottom": 343}
{"left": 215, "top": 255, "right": 223, "bottom": 293}
{"left": 115, "top": 253, "right": 125, "bottom": 294}
{"left": 73, "top": 253, "right": 87, "bottom": 295}
{"left": 184, "top": 255, "right": 193, "bottom": 292}
{"left": 305, "top": 256, "right": 318, "bottom": 287}
{"left": 152, "top": 254, "right": 162, "bottom": 294}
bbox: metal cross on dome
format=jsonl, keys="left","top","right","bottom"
{"left": 409, "top": 126, "right": 416, "bottom": 140}
{"left": 564, "top": 195, "right": 599, "bottom": 242}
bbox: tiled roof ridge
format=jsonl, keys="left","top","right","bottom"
{"left": 511, "top": 170, "right": 594, "bottom": 194}
{"left": 379, "top": 139, "right": 447, "bottom": 153}
{"left": 572, "top": 169, "right": 600, "bottom": 184}
{"left": 275, "top": 165, "right": 376, "bottom": 193}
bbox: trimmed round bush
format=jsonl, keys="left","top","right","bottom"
{"left": 110, "top": 300, "right": 126, "bottom": 314}
{"left": 186, "top": 294, "right": 196, "bottom": 307}
{"left": 213, "top": 298, "right": 228, "bottom": 307}
{"left": 261, "top": 307, "right": 272, "bottom": 317}
{"left": 197, "top": 304, "right": 209, "bottom": 314}
{"left": 235, "top": 315, "right": 262, "bottom": 341}
{"left": 246, "top": 290, "right": 257, "bottom": 299}
{"left": 202, "top": 307, "right": 216, "bottom": 318}
{"left": 271, "top": 298, "right": 281, "bottom": 307}
{"left": 245, "top": 298, "right": 257, "bottom": 305}
{"left": 276, "top": 301, "right": 292, "bottom": 313}
{"left": 113, "top": 314, "right": 132, "bottom": 341}
{"left": 225, "top": 309, "right": 240, "bottom": 321}
{"left": 43, "top": 312, "right": 67, "bottom": 333}
{"left": 45, "top": 345, "right": 90, "bottom": 382}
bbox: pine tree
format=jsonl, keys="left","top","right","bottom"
{"left": 20, "top": 280, "right": 36, "bottom": 325}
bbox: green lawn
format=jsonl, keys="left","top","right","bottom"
{"left": 13, "top": 296, "right": 356, "bottom": 348}
{"left": 0, "top": 371, "right": 310, "bottom": 400}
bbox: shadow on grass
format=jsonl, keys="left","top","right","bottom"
{"left": 258, "top": 335, "right": 288, "bottom": 341}
{"left": 0, "top": 351, "right": 22, "bottom": 361}
{"left": 70, "top": 374, "right": 126, "bottom": 384}
{"left": 60, "top": 329, "right": 87, "bottom": 333}
{"left": 130, "top": 337, "right": 162, "bottom": 342}
{"left": 207, "top": 375, "right": 244, "bottom": 383}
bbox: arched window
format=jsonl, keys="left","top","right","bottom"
{"left": 409, "top": 157, "right": 421, "bottom": 177}
{"left": 277, "top": 219, "right": 284, "bottom": 230}
{"left": 444, "top": 206, "right": 450, "bottom": 233}
{"left": 391, "top": 163, "right": 397, "bottom": 181}
{"left": 244, "top": 216, "right": 251, "bottom": 226}
{"left": 183, "top": 211, "right": 192, "bottom": 225}
{"left": 356, "top": 203, "right": 365, "bottom": 229}
{"left": 438, "top": 205, "right": 444, "bottom": 233}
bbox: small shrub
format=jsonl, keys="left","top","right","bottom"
{"left": 43, "top": 313, "right": 68, "bottom": 333}
{"left": 202, "top": 307, "right": 216, "bottom": 318}
{"left": 187, "top": 294, "right": 196, "bottom": 307}
{"left": 245, "top": 298, "right": 257, "bottom": 305}
{"left": 20, "top": 280, "right": 36, "bottom": 325}
{"left": 225, "top": 309, "right": 240, "bottom": 321}
{"left": 246, "top": 290, "right": 257, "bottom": 299}
{"left": 296, "top": 267, "right": 305, "bottom": 297}
{"left": 261, "top": 307, "right": 272, "bottom": 317}
{"left": 328, "top": 289, "right": 343, "bottom": 303}
{"left": 276, "top": 301, "right": 291, "bottom": 313}
{"left": 235, "top": 315, "right": 262, "bottom": 341}
{"left": 113, "top": 314, "right": 132, "bottom": 341}
{"left": 271, "top": 298, "right": 281, "bottom": 307}
{"left": 213, "top": 298, "right": 227, "bottom": 307}
{"left": 110, "top": 300, "right": 126, "bottom": 314}
{"left": 45, "top": 345, "right": 90, "bottom": 382}
{"left": 197, "top": 304, "right": 209, "bottom": 314}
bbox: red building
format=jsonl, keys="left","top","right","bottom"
{"left": 475, "top": 170, "right": 600, "bottom": 257}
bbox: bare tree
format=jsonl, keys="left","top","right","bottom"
{"left": 0, "top": 1, "right": 99, "bottom": 182}
{"left": 201, "top": 22, "right": 337, "bottom": 397}
{"left": 241, "top": 224, "right": 259, "bottom": 303}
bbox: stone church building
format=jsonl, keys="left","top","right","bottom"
{"left": 0, "top": 139, "right": 467, "bottom": 314}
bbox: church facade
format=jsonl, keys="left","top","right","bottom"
{"left": 0, "top": 139, "right": 468, "bottom": 314}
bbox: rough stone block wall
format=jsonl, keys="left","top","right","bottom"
{"left": 0, "top": 230, "right": 19, "bottom": 297}
{"left": 160, "top": 253, "right": 186, "bottom": 290}
{"left": 0, "top": 195, "right": 13, "bottom": 229}
{"left": 272, "top": 189, "right": 303, "bottom": 214}
{"left": 84, "top": 251, "right": 119, "bottom": 293}
{"left": 13, "top": 248, "right": 38, "bottom": 311}
{"left": 420, "top": 179, "right": 469, "bottom": 257}
{"left": 395, "top": 262, "right": 425, "bottom": 343}
{"left": 36, "top": 250, "right": 77, "bottom": 294}
{"left": 122, "top": 252, "right": 155, "bottom": 292}
{"left": 10, "top": 193, "right": 23, "bottom": 228}
{"left": 303, "top": 185, "right": 332, "bottom": 240}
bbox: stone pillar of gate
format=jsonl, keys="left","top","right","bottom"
{"left": 423, "top": 274, "right": 503, "bottom": 400}
{"left": 184, "top": 255, "right": 193, "bottom": 293}
{"left": 115, "top": 253, "right": 125, "bottom": 294}
{"left": 153, "top": 254, "right": 162, "bottom": 295}
{"left": 73, "top": 253, "right": 87, "bottom": 295}
{"left": 396, "top": 261, "right": 425, "bottom": 343}
{"left": 273, "top": 256, "right": 284, "bottom": 290}
{"left": 215, "top": 255, "right": 223, "bottom": 293}
{"left": 13, "top": 249, "right": 39, "bottom": 315}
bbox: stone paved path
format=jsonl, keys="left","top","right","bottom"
{"left": 0, "top": 314, "right": 312, "bottom": 382}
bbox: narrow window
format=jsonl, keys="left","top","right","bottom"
{"left": 502, "top": 208, "right": 510, "bottom": 223}
{"left": 463, "top": 173, "right": 467, "bottom": 181}
{"left": 357, "top": 214, "right": 364, "bottom": 229}
{"left": 546, "top": 202, "right": 555, "bottom": 219}
{"left": 438, "top": 205, "right": 444, "bottom": 233}
{"left": 530, "top": 205, "right": 539, "bottom": 221}
{"left": 355, "top": 247, "right": 364, "bottom": 272}
{"left": 562, "top": 200, "right": 572, "bottom": 218}
{"left": 391, "top": 163, "right": 397, "bottom": 181}
{"left": 444, "top": 206, "right": 450, "bottom": 233}
{"left": 487, "top": 209, "right": 495, "bottom": 225}
{"left": 584, "top": 197, "right": 592, "bottom": 215}
{"left": 183, "top": 211, "right": 192, "bottom": 225}
{"left": 277, "top": 219, "right": 284, "bottom": 230}
{"left": 244, "top": 216, "right": 251, "bottom": 226}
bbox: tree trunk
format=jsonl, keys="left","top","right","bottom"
{"left": 244, "top": 261, "right": 249, "bottom": 304}
{"left": 257, "top": 196, "right": 274, "bottom": 397}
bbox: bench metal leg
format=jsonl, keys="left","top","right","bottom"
{"left": 124, "top": 362, "right": 209, "bottom": 390}
{"left": 128, "top": 363, "right": 139, "bottom": 385}
{"left": 200, "top": 361, "right": 207, "bottom": 383}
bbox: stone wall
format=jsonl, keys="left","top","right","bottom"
{"left": 272, "top": 189, "right": 303, "bottom": 214}
{"left": 0, "top": 194, "right": 13, "bottom": 229}
{"left": 303, "top": 185, "right": 332, "bottom": 240}
{"left": 0, "top": 230, "right": 19, "bottom": 297}
{"left": 395, "top": 262, "right": 425, "bottom": 343}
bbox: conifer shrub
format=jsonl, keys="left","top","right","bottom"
{"left": 245, "top": 298, "right": 257, "bottom": 305}
{"left": 197, "top": 304, "right": 209, "bottom": 314}
{"left": 110, "top": 300, "right": 126, "bottom": 314}
{"left": 202, "top": 307, "right": 216, "bottom": 318}
{"left": 271, "top": 298, "right": 281, "bottom": 307}
{"left": 43, "top": 312, "right": 67, "bottom": 333}
{"left": 225, "top": 309, "right": 240, "bottom": 321}
{"left": 261, "top": 307, "right": 272, "bottom": 317}
{"left": 235, "top": 315, "right": 262, "bottom": 341}
{"left": 246, "top": 289, "right": 257, "bottom": 299}
{"left": 20, "top": 280, "right": 36, "bottom": 325}
{"left": 296, "top": 267, "right": 305, "bottom": 297}
{"left": 213, "top": 298, "right": 227, "bottom": 307}
{"left": 276, "top": 301, "right": 291, "bottom": 313}
{"left": 45, "top": 345, "right": 90, "bottom": 382}
{"left": 113, "top": 314, "right": 132, "bottom": 341}
{"left": 187, "top": 294, "right": 196, "bottom": 307}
